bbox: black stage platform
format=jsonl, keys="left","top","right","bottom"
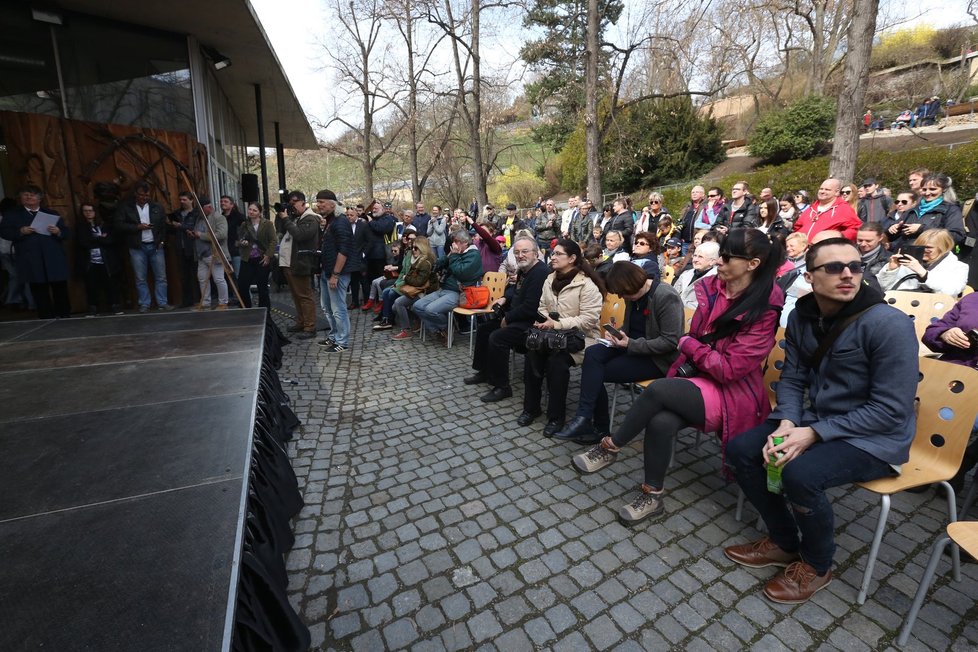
{"left": 0, "top": 310, "right": 303, "bottom": 651}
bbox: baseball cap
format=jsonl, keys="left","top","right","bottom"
{"left": 665, "top": 237, "right": 682, "bottom": 248}
{"left": 861, "top": 178, "right": 876, "bottom": 187}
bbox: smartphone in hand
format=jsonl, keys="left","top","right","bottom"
{"left": 603, "top": 323, "right": 623, "bottom": 340}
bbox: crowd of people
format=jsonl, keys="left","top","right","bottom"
{"left": 2, "top": 166, "right": 978, "bottom": 608}
{"left": 263, "top": 168, "right": 976, "bottom": 607}
{"left": 0, "top": 182, "right": 277, "bottom": 319}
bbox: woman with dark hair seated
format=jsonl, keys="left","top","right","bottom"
{"left": 573, "top": 228, "right": 785, "bottom": 525}
{"left": 518, "top": 239, "right": 605, "bottom": 436}
{"left": 553, "top": 261, "right": 684, "bottom": 444}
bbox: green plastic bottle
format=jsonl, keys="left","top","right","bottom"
{"left": 767, "top": 436, "right": 785, "bottom": 494}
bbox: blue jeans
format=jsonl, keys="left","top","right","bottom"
{"left": 129, "top": 243, "right": 168, "bottom": 308}
{"left": 411, "top": 288, "right": 459, "bottom": 332}
{"left": 380, "top": 286, "right": 398, "bottom": 320}
{"left": 576, "top": 344, "right": 665, "bottom": 430}
{"left": 320, "top": 272, "right": 351, "bottom": 346}
{"left": 727, "top": 421, "right": 895, "bottom": 573}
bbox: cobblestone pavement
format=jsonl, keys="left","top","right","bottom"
{"left": 269, "top": 288, "right": 978, "bottom": 651}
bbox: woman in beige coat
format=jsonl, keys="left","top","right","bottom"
{"left": 518, "top": 238, "right": 605, "bottom": 436}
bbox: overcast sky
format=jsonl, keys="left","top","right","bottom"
{"left": 251, "top": 0, "right": 974, "bottom": 140}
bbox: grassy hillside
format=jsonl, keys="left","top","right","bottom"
{"left": 277, "top": 126, "right": 553, "bottom": 203}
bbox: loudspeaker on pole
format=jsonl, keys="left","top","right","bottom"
{"left": 241, "top": 174, "right": 260, "bottom": 203}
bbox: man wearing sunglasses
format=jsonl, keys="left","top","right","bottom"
{"left": 724, "top": 237, "right": 918, "bottom": 605}
{"left": 857, "top": 178, "right": 891, "bottom": 224}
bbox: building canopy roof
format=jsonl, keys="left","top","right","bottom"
{"left": 53, "top": 0, "right": 317, "bottom": 149}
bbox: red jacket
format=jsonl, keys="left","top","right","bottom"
{"left": 669, "top": 275, "right": 783, "bottom": 453}
{"left": 792, "top": 197, "right": 862, "bottom": 240}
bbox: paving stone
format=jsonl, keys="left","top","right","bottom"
{"left": 393, "top": 589, "right": 422, "bottom": 617}
{"left": 467, "top": 610, "right": 504, "bottom": 643}
{"left": 545, "top": 602, "right": 578, "bottom": 634}
{"left": 272, "top": 310, "right": 961, "bottom": 652}
{"left": 383, "top": 618, "right": 420, "bottom": 649}
{"left": 324, "top": 610, "right": 359, "bottom": 640}
{"left": 493, "top": 628, "right": 533, "bottom": 652}
{"left": 583, "top": 614, "right": 623, "bottom": 650}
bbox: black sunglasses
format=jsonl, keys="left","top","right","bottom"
{"left": 720, "top": 252, "right": 752, "bottom": 263}
{"left": 895, "top": 199, "right": 910, "bottom": 205}
{"left": 810, "top": 261, "right": 864, "bottom": 275}
{"left": 707, "top": 194, "right": 719, "bottom": 198}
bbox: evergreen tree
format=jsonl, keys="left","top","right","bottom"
{"left": 520, "top": 0, "right": 623, "bottom": 152}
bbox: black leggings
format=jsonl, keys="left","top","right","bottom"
{"left": 611, "top": 378, "right": 705, "bottom": 489}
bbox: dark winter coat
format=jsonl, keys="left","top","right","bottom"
{"left": 0, "top": 206, "right": 70, "bottom": 283}
{"left": 114, "top": 198, "right": 167, "bottom": 249}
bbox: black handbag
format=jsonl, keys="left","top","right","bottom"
{"left": 525, "top": 327, "right": 586, "bottom": 353}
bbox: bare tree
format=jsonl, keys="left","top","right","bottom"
{"left": 321, "top": 0, "right": 408, "bottom": 199}
{"left": 828, "top": 0, "right": 878, "bottom": 181}
{"left": 383, "top": 0, "right": 461, "bottom": 201}
{"left": 421, "top": 0, "right": 515, "bottom": 206}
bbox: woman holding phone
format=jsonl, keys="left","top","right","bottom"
{"left": 876, "top": 228, "right": 968, "bottom": 296}
{"left": 572, "top": 228, "right": 784, "bottom": 525}
{"left": 553, "top": 261, "right": 684, "bottom": 444}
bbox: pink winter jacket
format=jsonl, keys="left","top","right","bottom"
{"left": 668, "top": 275, "right": 783, "bottom": 451}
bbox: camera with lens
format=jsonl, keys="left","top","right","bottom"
{"left": 675, "top": 361, "right": 699, "bottom": 378}
{"left": 491, "top": 302, "right": 506, "bottom": 319}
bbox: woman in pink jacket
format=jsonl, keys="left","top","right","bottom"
{"left": 573, "top": 228, "right": 784, "bottom": 525}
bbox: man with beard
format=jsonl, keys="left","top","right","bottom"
{"left": 464, "top": 235, "right": 549, "bottom": 402}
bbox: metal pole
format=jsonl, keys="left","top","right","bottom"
{"left": 49, "top": 25, "right": 69, "bottom": 119}
{"left": 275, "top": 121, "right": 286, "bottom": 199}
{"left": 254, "top": 84, "right": 270, "bottom": 216}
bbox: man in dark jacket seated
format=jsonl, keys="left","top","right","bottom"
{"left": 723, "top": 237, "right": 919, "bottom": 604}
{"left": 465, "top": 235, "right": 548, "bottom": 402}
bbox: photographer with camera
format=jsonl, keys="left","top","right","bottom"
{"left": 573, "top": 228, "right": 784, "bottom": 525}
{"left": 464, "top": 235, "right": 549, "bottom": 402}
{"left": 519, "top": 239, "right": 605, "bottom": 436}
{"left": 876, "top": 228, "right": 968, "bottom": 296}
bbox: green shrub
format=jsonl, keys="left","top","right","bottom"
{"left": 554, "top": 97, "right": 725, "bottom": 196}
{"left": 489, "top": 165, "right": 547, "bottom": 208}
{"left": 748, "top": 95, "right": 836, "bottom": 162}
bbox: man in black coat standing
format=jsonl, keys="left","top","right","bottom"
{"left": 363, "top": 201, "right": 397, "bottom": 299}
{"left": 114, "top": 181, "right": 172, "bottom": 312}
{"left": 346, "top": 204, "right": 369, "bottom": 309}
{"left": 0, "top": 184, "right": 71, "bottom": 319}
{"left": 464, "top": 235, "right": 549, "bottom": 402}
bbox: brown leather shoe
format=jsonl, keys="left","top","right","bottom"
{"left": 723, "top": 537, "right": 800, "bottom": 568}
{"left": 763, "top": 561, "right": 832, "bottom": 604}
